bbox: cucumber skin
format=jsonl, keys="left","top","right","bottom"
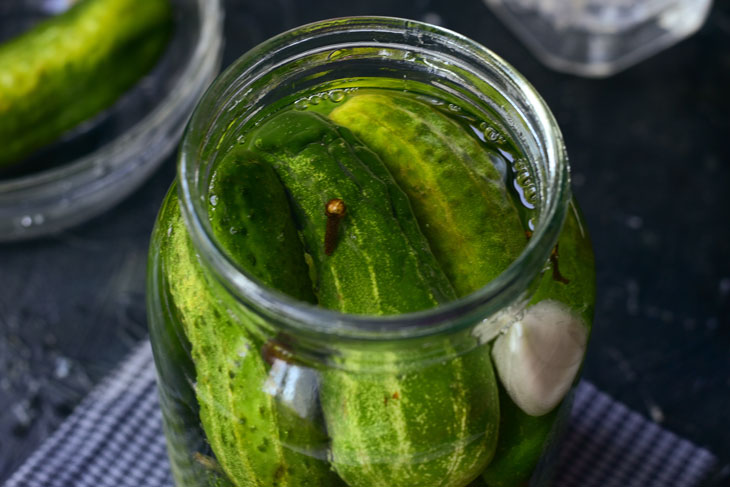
{"left": 479, "top": 387, "right": 558, "bottom": 487}
{"left": 246, "top": 110, "right": 500, "bottom": 486}
{"left": 529, "top": 199, "right": 596, "bottom": 326}
{"left": 329, "top": 93, "right": 526, "bottom": 297}
{"left": 246, "top": 110, "right": 457, "bottom": 315}
{"left": 208, "top": 152, "right": 317, "bottom": 304}
{"left": 330, "top": 95, "right": 591, "bottom": 486}
{"left": 321, "top": 343, "right": 500, "bottom": 487}
{"left": 0, "top": 0, "right": 172, "bottom": 167}
{"left": 157, "top": 189, "right": 342, "bottom": 487}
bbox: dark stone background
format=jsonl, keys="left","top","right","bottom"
{"left": 1, "top": 0, "right": 728, "bottom": 483}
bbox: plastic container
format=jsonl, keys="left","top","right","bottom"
{"left": 484, "top": 0, "right": 713, "bottom": 77}
{"left": 147, "top": 17, "right": 596, "bottom": 487}
{"left": 0, "top": 0, "right": 223, "bottom": 241}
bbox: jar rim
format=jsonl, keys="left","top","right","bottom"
{"left": 178, "top": 16, "right": 571, "bottom": 341}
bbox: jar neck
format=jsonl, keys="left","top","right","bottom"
{"left": 178, "top": 17, "right": 571, "bottom": 343}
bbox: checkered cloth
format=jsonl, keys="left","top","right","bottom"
{"left": 4, "top": 341, "right": 718, "bottom": 487}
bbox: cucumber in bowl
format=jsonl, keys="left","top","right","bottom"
{"left": 0, "top": 0, "right": 172, "bottom": 169}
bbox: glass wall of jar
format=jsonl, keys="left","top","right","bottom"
{"left": 147, "top": 17, "right": 595, "bottom": 487}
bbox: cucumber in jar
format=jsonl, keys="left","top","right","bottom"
{"left": 329, "top": 92, "right": 526, "bottom": 297}
{"left": 159, "top": 155, "right": 342, "bottom": 486}
{"left": 244, "top": 108, "right": 502, "bottom": 487}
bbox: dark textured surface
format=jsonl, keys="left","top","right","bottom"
{"left": 1, "top": 0, "right": 729, "bottom": 483}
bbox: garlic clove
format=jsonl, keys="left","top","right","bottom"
{"left": 491, "top": 300, "right": 588, "bottom": 417}
{"left": 472, "top": 302, "right": 527, "bottom": 345}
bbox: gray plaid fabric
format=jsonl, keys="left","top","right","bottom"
{"left": 4, "top": 341, "right": 718, "bottom": 487}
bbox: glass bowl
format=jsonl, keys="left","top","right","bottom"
{"left": 0, "top": 0, "right": 224, "bottom": 241}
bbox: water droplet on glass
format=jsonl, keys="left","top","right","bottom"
{"left": 448, "top": 104, "right": 461, "bottom": 112}
{"left": 516, "top": 171, "right": 532, "bottom": 186}
{"left": 512, "top": 179, "right": 536, "bottom": 210}
{"left": 329, "top": 90, "right": 345, "bottom": 102}
{"left": 294, "top": 98, "right": 308, "bottom": 110}
{"left": 20, "top": 215, "right": 32, "bottom": 227}
{"left": 236, "top": 134, "right": 246, "bottom": 144}
{"left": 308, "top": 95, "right": 321, "bottom": 105}
{"left": 209, "top": 195, "right": 218, "bottom": 207}
{"left": 524, "top": 186, "right": 537, "bottom": 203}
{"left": 513, "top": 158, "right": 528, "bottom": 173}
{"left": 229, "top": 227, "right": 238, "bottom": 235}
{"left": 254, "top": 138, "right": 264, "bottom": 149}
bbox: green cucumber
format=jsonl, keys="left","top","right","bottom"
{"left": 330, "top": 93, "right": 526, "bottom": 296}
{"left": 246, "top": 109, "right": 500, "bottom": 486}
{"left": 208, "top": 151, "right": 317, "bottom": 304}
{"left": 480, "top": 388, "right": 558, "bottom": 487}
{"left": 246, "top": 109, "right": 456, "bottom": 314}
{"left": 161, "top": 182, "right": 340, "bottom": 486}
{"left": 528, "top": 199, "right": 596, "bottom": 325}
{"left": 0, "top": 0, "right": 172, "bottom": 167}
{"left": 320, "top": 342, "right": 500, "bottom": 487}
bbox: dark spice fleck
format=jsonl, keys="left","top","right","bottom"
{"left": 550, "top": 244, "right": 570, "bottom": 284}
{"left": 324, "top": 198, "right": 346, "bottom": 256}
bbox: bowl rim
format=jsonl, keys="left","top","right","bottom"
{"left": 0, "top": 0, "right": 224, "bottom": 240}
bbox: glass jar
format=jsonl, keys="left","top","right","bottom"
{"left": 147, "top": 17, "right": 595, "bottom": 487}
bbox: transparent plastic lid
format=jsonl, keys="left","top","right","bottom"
{"left": 484, "top": 0, "right": 713, "bottom": 77}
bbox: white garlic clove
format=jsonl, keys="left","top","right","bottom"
{"left": 472, "top": 302, "right": 527, "bottom": 345}
{"left": 491, "top": 300, "right": 588, "bottom": 417}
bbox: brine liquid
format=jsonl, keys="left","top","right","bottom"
{"left": 226, "top": 84, "right": 539, "bottom": 234}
